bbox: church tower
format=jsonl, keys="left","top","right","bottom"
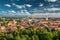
{"left": 46, "top": 16, "right": 48, "bottom": 20}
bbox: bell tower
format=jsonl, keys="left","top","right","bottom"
{"left": 46, "top": 16, "right": 48, "bottom": 20}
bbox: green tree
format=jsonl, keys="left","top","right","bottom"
{"left": 21, "top": 35, "right": 30, "bottom": 40}
{"left": 14, "top": 35, "right": 21, "bottom": 40}
{"left": 32, "top": 35, "right": 39, "bottom": 40}
{"left": 6, "top": 33, "right": 13, "bottom": 40}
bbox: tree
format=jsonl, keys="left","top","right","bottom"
{"left": 14, "top": 35, "right": 21, "bottom": 40}
{"left": 32, "top": 35, "right": 39, "bottom": 40}
{"left": 21, "top": 35, "right": 30, "bottom": 40}
{"left": 6, "top": 33, "right": 13, "bottom": 40}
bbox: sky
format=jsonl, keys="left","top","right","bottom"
{"left": 0, "top": 0, "right": 60, "bottom": 18}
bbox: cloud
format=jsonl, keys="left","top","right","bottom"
{"left": 20, "top": 10, "right": 30, "bottom": 15}
{"left": 27, "top": 8, "right": 60, "bottom": 18}
{"left": 12, "top": 3, "right": 32, "bottom": 9}
{"left": 26, "top": 4, "right": 32, "bottom": 7}
{"left": 46, "top": 0, "right": 57, "bottom": 2}
{"left": 7, "top": 9, "right": 30, "bottom": 16}
{"left": 30, "top": 13, "right": 60, "bottom": 18}
{"left": 12, "top": 3, "right": 25, "bottom": 9}
{"left": 8, "top": 10, "right": 16, "bottom": 13}
{"left": 1, "top": 10, "right": 60, "bottom": 18}
{"left": 2, "top": 11, "right": 6, "bottom": 13}
{"left": 5, "top": 4, "right": 11, "bottom": 7}
{"left": 39, "top": 3, "right": 44, "bottom": 7}
{"left": 44, "top": 8, "right": 60, "bottom": 11}
{"left": 29, "top": 8, "right": 46, "bottom": 13}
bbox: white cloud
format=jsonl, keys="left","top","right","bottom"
{"left": 12, "top": 3, "right": 32, "bottom": 9}
{"left": 1, "top": 11, "right": 8, "bottom": 14}
{"left": 20, "top": 10, "right": 30, "bottom": 14}
{"left": 29, "top": 8, "right": 45, "bottom": 13}
{"left": 1, "top": 10, "right": 60, "bottom": 18}
{"left": 5, "top": 4, "right": 11, "bottom": 7}
{"left": 8, "top": 10, "right": 16, "bottom": 13}
{"left": 46, "top": 0, "right": 57, "bottom": 2}
{"left": 2, "top": 11, "right": 6, "bottom": 13}
{"left": 39, "top": 3, "right": 44, "bottom": 7}
{"left": 30, "top": 13, "right": 60, "bottom": 18}
{"left": 44, "top": 8, "right": 60, "bottom": 11}
{"left": 12, "top": 3, "right": 25, "bottom": 9}
{"left": 26, "top": 4, "right": 32, "bottom": 7}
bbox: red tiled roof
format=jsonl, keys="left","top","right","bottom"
{"left": 33, "top": 23, "right": 40, "bottom": 27}
{"left": 8, "top": 21, "right": 16, "bottom": 26}
{"left": 40, "top": 20, "right": 48, "bottom": 22}
{"left": 20, "top": 23, "right": 29, "bottom": 28}
{"left": 50, "top": 22, "right": 58, "bottom": 26}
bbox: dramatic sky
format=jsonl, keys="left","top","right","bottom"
{"left": 0, "top": 0, "right": 60, "bottom": 18}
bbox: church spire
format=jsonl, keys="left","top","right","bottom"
{"left": 46, "top": 16, "right": 48, "bottom": 20}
